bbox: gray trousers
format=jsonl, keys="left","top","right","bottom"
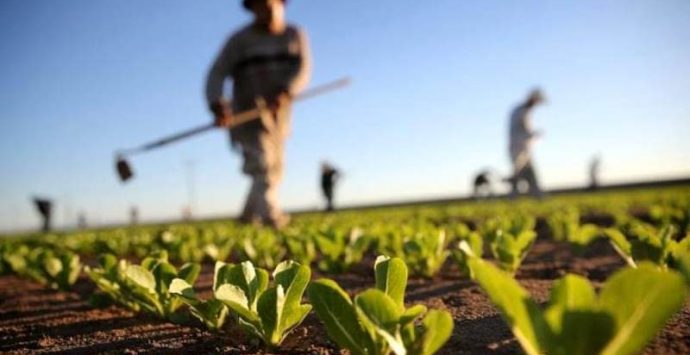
{"left": 511, "top": 160, "right": 542, "bottom": 197}
{"left": 232, "top": 105, "right": 290, "bottom": 224}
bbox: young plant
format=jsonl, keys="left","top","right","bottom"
{"left": 315, "top": 227, "right": 371, "bottom": 273}
{"left": 402, "top": 228, "right": 450, "bottom": 278}
{"left": 213, "top": 260, "right": 311, "bottom": 347}
{"left": 460, "top": 241, "right": 687, "bottom": 355}
{"left": 241, "top": 228, "right": 288, "bottom": 269}
{"left": 284, "top": 232, "right": 317, "bottom": 266}
{"left": 604, "top": 222, "right": 680, "bottom": 269}
{"left": 169, "top": 269, "right": 229, "bottom": 331}
{"left": 450, "top": 227, "right": 483, "bottom": 278}
{"left": 308, "top": 256, "right": 453, "bottom": 355}
{"left": 85, "top": 251, "right": 200, "bottom": 319}
{"left": 36, "top": 248, "right": 82, "bottom": 291}
{"left": 479, "top": 215, "right": 537, "bottom": 273}
{"left": 547, "top": 208, "right": 601, "bottom": 251}
{"left": 489, "top": 229, "right": 537, "bottom": 274}
{"left": 2, "top": 245, "right": 81, "bottom": 291}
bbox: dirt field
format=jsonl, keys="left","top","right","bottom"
{"left": 1, "top": 235, "right": 688, "bottom": 354}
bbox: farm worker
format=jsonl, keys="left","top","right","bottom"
{"left": 589, "top": 154, "right": 601, "bottom": 190}
{"left": 32, "top": 198, "right": 52, "bottom": 232}
{"left": 508, "top": 89, "right": 545, "bottom": 198}
{"left": 205, "top": 0, "right": 311, "bottom": 228}
{"left": 320, "top": 161, "right": 340, "bottom": 211}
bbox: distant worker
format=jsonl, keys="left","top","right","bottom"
{"left": 78, "top": 212, "right": 87, "bottom": 229}
{"left": 130, "top": 206, "right": 139, "bottom": 225}
{"left": 472, "top": 169, "right": 493, "bottom": 198}
{"left": 205, "top": 0, "right": 311, "bottom": 228}
{"left": 321, "top": 162, "right": 340, "bottom": 211}
{"left": 589, "top": 155, "right": 601, "bottom": 190}
{"left": 508, "top": 89, "right": 545, "bottom": 198}
{"left": 32, "top": 198, "right": 52, "bottom": 232}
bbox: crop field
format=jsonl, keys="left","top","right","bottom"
{"left": 1, "top": 186, "right": 689, "bottom": 354}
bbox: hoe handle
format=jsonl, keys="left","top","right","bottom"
{"left": 125, "top": 77, "right": 351, "bottom": 155}
{"left": 230, "top": 77, "right": 351, "bottom": 127}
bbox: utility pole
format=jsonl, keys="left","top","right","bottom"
{"left": 183, "top": 160, "right": 197, "bottom": 220}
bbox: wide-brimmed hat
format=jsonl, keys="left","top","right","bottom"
{"left": 243, "top": 0, "right": 287, "bottom": 10}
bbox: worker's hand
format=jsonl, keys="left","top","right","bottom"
{"left": 269, "top": 89, "right": 292, "bottom": 112}
{"left": 210, "top": 101, "right": 233, "bottom": 128}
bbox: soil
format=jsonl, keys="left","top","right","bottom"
{"left": 1, "top": 235, "right": 689, "bottom": 354}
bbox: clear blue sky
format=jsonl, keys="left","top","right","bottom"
{"left": 1, "top": 0, "right": 689, "bottom": 231}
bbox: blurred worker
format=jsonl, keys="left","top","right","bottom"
{"left": 78, "top": 212, "right": 87, "bottom": 229}
{"left": 472, "top": 169, "right": 493, "bottom": 199}
{"left": 321, "top": 162, "right": 340, "bottom": 211}
{"left": 130, "top": 206, "right": 139, "bottom": 225}
{"left": 33, "top": 198, "right": 52, "bottom": 232}
{"left": 508, "top": 89, "right": 545, "bottom": 198}
{"left": 206, "top": 0, "right": 311, "bottom": 228}
{"left": 589, "top": 155, "right": 601, "bottom": 190}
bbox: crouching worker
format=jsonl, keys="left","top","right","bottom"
{"left": 205, "top": 0, "right": 311, "bottom": 228}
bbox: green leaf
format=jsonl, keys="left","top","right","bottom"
{"left": 273, "top": 261, "right": 311, "bottom": 334}
{"left": 179, "top": 263, "right": 201, "bottom": 285}
{"left": 169, "top": 278, "right": 197, "bottom": 301}
{"left": 467, "top": 257, "right": 550, "bottom": 355}
{"left": 215, "top": 283, "right": 260, "bottom": 323}
{"left": 152, "top": 261, "right": 177, "bottom": 294}
{"left": 43, "top": 256, "right": 62, "bottom": 277}
{"left": 98, "top": 253, "right": 118, "bottom": 271}
{"left": 555, "top": 310, "right": 615, "bottom": 355}
{"left": 599, "top": 264, "right": 687, "bottom": 355}
{"left": 354, "top": 289, "right": 403, "bottom": 354}
{"left": 257, "top": 285, "right": 283, "bottom": 345}
{"left": 400, "top": 304, "right": 427, "bottom": 326}
{"left": 418, "top": 310, "right": 454, "bottom": 355}
{"left": 375, "top": 256, "right": 408, "bottom": 309}
{"left": 544, "top": 274, "right": 597, "bottom": 332}
{"left": 307, "top": 279, "right": 371, "bottom": 355}
{"left": 604, "top": 228, "right": 636, "bottom": 267}
{"left": 354, "top": 289, "right": 402, "bottom": 333}
{"left": 126, "top": 265, "right": 156, "bottom": 292}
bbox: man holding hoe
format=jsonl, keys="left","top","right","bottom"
{"left": 206, "top": 0, "right": 311, "bottom": 228}
{"left": 508, "top": 89, "right": 545, "bottom": 198}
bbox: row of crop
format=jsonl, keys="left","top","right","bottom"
{"left": 6, "top": 244, "right": 688, "bottom": 354}
{"left": 83, "top": 250, "right": 452, "bottom": 354}
{"left": 2, "top": 210, "right": 689, "bottom": 285}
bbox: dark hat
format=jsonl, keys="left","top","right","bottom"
{"left": 243, "top": 0, "right": 287, "bottom": 10}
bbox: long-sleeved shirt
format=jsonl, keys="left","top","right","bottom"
{"left": 205, "top": 24, "right": 311, "bottom": 112}
{"left": 508, "top": 103, "right": 537, "bottom": 162}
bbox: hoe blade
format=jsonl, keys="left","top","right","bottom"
{"left": 116, "top": 157, "right": 133, "bottom": 182}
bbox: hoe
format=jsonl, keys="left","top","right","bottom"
{"left": 115, "top": 77, "right": 350, "bottom": 183}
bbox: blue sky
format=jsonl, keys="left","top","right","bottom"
{"left": 1, "top": 0, "right": 689, "bottom": 231}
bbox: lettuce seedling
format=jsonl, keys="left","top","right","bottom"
{"left": 2, "top": 245, "right": 81, "bottom": 291}
{"left": 315, "top": 227, "right": 371, "bottom": 273}
{"left": 169, "top": 277, "right": 229, "bottom": 331}
{"left": 460, "top": 241, "right": 687, "bottom": 355}
{"left": 86, "top": 251, "right": 200, "bottom": 319}
{"left": 451, "top": 229, "right": 483, "bottom": 278}
{"left": 604, "top": 222, "right": 681, "bottom": 269}
{"left": 547, "top": 208, "right": 601, "bottom": 251}
{"left": 284, "top": 232, "right": 317, "bottom": 266}
{"left": 479, "top": 215, "right": 536, "bottom": 273}
{"left": 214, "top": 260, "right": 312, "bottom": 347}
{"left": 241, "top": 228, "right": 288, "bottom": 269}
{"left": 402, "top": 229, "right": 451, "bottom": 278}
{"left": 308, "top": 256, "right": 453, "bottom": 355}
{"left": 489, "top": 229, "right": 536, "bottom": 274}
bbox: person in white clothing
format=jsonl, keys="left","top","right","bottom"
{"left": 508, "top": 89, "right": 545, "bottom": 198}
